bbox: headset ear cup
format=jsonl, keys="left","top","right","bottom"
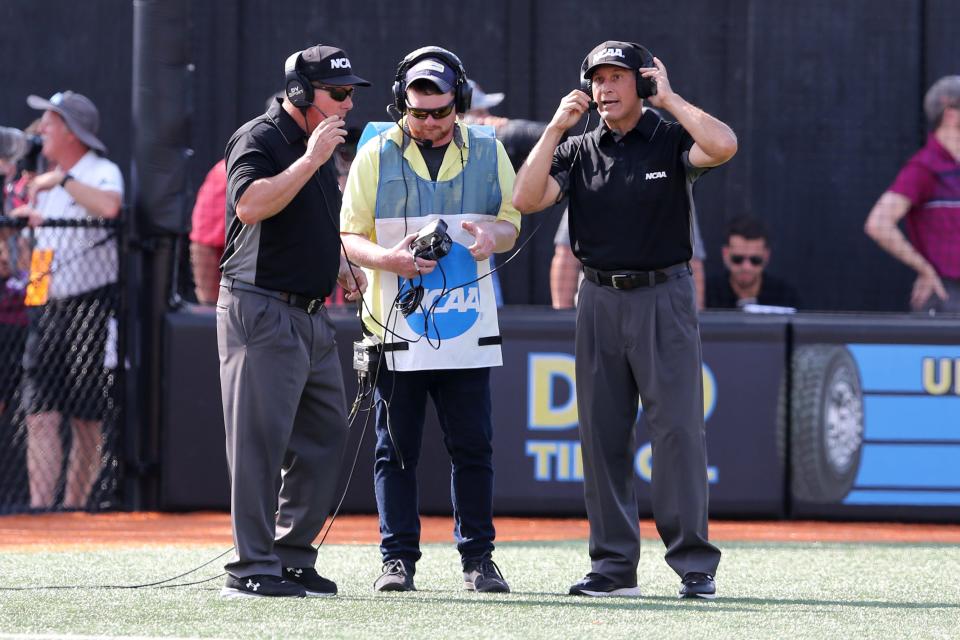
{"left": 393, "top": 79, "right": 407, "bottom": 113}
{"left": 457, "top": 80, "right": 472, "bottom": 113}
{"left": 284, "top": 51, "right": 314, "bottom": 108}
{"left": 286, "top": 77, "right": 311, "bottom": 108}
{"left": 632, "top": 43, "right": 657, "bottom": 99}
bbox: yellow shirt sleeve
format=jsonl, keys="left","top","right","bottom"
{"left": 340, "top": 137, "right": 380, "bottom": 239}
{"left": 494, "top": 140, "right": 522, "bottom": 234}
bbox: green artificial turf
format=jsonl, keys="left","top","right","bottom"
{"left": 0, "top": 540, "right": 958, "bottom": 640}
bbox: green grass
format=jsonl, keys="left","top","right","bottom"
{"left": 1, "top": 540, "right": 958, "bottom": 639}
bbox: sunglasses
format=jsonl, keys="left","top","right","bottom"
{"left": 406, "top": 99, "right": 457, "bottom": 120}
{"left": 313, "top": 84, "right": 354, "bottom": 102}
{"left": 730, "top": 254, "right": 764, "bottom": 266}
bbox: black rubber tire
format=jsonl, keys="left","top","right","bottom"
{"left": 787, "top": 345, "right": 865, "bottom": 503}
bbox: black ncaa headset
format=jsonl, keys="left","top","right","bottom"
{"left": 284, "top": 50, "right": 314, "bottom": 109}
{"left": 580, "top": 42, "right": 657, "bottom": 99}
{"left": 392, "top": 46, "right": 473, "bottom": 115}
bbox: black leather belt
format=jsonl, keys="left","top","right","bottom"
{"left": 220, "top": 277, "right": 325, "bottom": 314}
{"left": 583, "top": 263, "right": 691, "bottom": 290}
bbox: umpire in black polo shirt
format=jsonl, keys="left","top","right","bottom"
{"left": 217, "top": 44, "right": 368, "bottom": 599}
{"left": 513, "top": 41, "right": 737, "bottom": 599}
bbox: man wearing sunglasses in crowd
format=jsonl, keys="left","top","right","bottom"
{"left": 217, "top": 44, "right": 368, "bottom": 599}
{"left": 340, "top": 46, "right": 520, "bottom": 594}
{"left": 706, "top": 215, "right": 798, "bottom": 309}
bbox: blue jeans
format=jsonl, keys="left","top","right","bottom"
{"left": 373, "top": 366, "right": 495, "bottom": 568}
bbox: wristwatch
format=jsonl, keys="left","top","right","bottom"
{"left": 60, "top": 173, "right": 74, "bottom": 188}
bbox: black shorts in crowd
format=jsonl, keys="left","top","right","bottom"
{"left": 21, "top": 284, "right": 118, "bottom": 421}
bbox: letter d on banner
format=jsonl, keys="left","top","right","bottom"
{"left": 528, "top": 353, "right": 578, "bottom": 430}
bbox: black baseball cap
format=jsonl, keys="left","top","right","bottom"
{"left": 582, "top": 41, "right": 646, "bottom": 80}
{"left": 299, "top": 45, "right": 371, "bottom": 86}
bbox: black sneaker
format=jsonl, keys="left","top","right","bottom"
{"left": 283, "top": 567, "right": 337, "bottom": 597}
{"left": 220, "top": 573, "right": 306, "bottom": 599}
{"left": 679, "top": 572, "right": 717, "bottom": 600}
{"left": 374, "top": 559, "right": 416, "bottom": 592}
{"left": 463, "top": 559, "right": 510, "bottom": 593}
{"left": 568, "top": 573, "right": 641, "bottom": 597}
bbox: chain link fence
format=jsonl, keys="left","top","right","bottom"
{"left": 0, "top": 217, "right": 124, "bottom": 513}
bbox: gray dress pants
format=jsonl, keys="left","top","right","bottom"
{"left": 575, "top": 273, "right": 721, "bottom": 584}
{"left": 217, "top": 285, "right": 349, "bottom": 578}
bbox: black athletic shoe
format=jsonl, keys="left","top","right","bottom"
{"left": 679, "top": 572, "right": 717, "bottom": 600}
{"left": 568, "top": 573, "right": 641, "bottom": 597}
{"left": 220, "top": 573, "right": 306, "bottom": 599}
{"left": 463, "top": 559, "right": 510, "bottom": 593}
{"left": 283, "top": 567, "right": 337, "bottom": 597}
{"left": 374, "top": 559, "right": 416, "bottom": 592}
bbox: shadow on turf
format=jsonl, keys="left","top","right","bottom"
{"left": 199, "top": 586, "right": 960, "bottom": 612}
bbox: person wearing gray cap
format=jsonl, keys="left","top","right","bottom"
{"left": 217, "top": 43, "right": 368, "bottom": 599}
{"left": 10, "top": 90, "right": 122, "bottom": 512}
{"left": 865, "top": 75, "right": 960, "bottom": 313}
{"left": 341, "top": 46, "right": 520, "bottom": 594}
{"left": 513, "top": 40, "right": 738, "bottom": 600}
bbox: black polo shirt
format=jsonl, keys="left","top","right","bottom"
{"left": 706, "top": 273, "right": 800, "bottom": 309}
{"left": 551, "top": 109, "right": 705, "bottom": 271}
{"left": 221, "top": 98, "right": 342, "bottom": 298}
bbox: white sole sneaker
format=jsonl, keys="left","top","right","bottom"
{"left": 574, "top": 586, "right": 642, "bottom": 597}
{"left": 220, "top": 587, "right": 266, "bottom": 599}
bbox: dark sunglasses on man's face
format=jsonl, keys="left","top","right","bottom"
{"left": 730, "top": 254, "right": 764, "bottom": 266}
{"left": 314, "top": 84, "right": 354, "bottom": 102}
{"left": 406, "top": 99, "right": 456, "bottom": 120}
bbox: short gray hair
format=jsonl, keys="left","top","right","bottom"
{"left": 924, "top": 75, "right": 960, "bottom": 129}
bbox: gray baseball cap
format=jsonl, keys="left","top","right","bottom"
{"left": 27, "top": 91, "right": 106, "bottom": 153}
{"left": 467, "top": 80, "right": 504, "bottom": 110}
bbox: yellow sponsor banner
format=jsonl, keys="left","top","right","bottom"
{"left": 24, "top": 248, "right": 53, "bottom": 307}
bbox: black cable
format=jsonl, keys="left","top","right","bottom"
{"left": 0, "top": 547, "right": 233, "bottom": 591}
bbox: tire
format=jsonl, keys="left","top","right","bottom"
{"left": 787, "top": 345, "right": 865, "bottom": 503}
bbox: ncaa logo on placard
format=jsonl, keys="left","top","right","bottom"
{"left": 401, "top": 243, "right": 481, "bottom": 340}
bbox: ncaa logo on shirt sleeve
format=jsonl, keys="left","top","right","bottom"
{"left": 400, "top": 243, "right": 482, "bottom": 340}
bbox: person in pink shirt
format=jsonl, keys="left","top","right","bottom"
{"left": 865, "top": 76, "right": 960, "bottom": 313}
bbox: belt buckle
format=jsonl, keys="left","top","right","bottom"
{"left": 307, "top": 299, "right": 321, "bottom": 314}
{"left": 610, "top": 274, "right": 630, "bottom": 290}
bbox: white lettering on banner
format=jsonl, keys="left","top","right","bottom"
{"left": 421, "top": 288, "right": 481, "bottom": 314}
{"left": 330, "top": 58, "right": 352, "bottom": 69}
{"left": 593, "top": 48, "right": 624, "bottom": 63}
{"left": 645, "top": 171, "right": 667, "bottom": 180}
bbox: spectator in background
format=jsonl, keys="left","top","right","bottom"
{"left": 706, "top": 215, "right": 797, "bottom": 309}
{"left": 865, "top": 75, "right": 960, "bottom": 313}
{"left": 551, "top": 208, "right": 708, "bottom": 309}
{"left": 464, "top": 80, "right": 548, "bottom": 171}
{"left": 549, "top": 209, "right": 579, "bottom": 308}
{"left": 0, "top": 239, "right": 27, "bottom": 417}
{"left": 11, "top": 91, "right": 123, "bottom": 510}
{"left": 188, "top": 159, "right": 226, "bottom": 304}
{"left": 464, "top": 81, "right": 558, "bottom": 307}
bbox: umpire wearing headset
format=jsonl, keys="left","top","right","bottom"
{"left": 340, "top": 46, "right": 520, "bottom": 594}
{"left": 513, "top": 41, "right": 737, "bottom": 599}
{"left": 218, "top": 44, "right": 368, "bottom": 599}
